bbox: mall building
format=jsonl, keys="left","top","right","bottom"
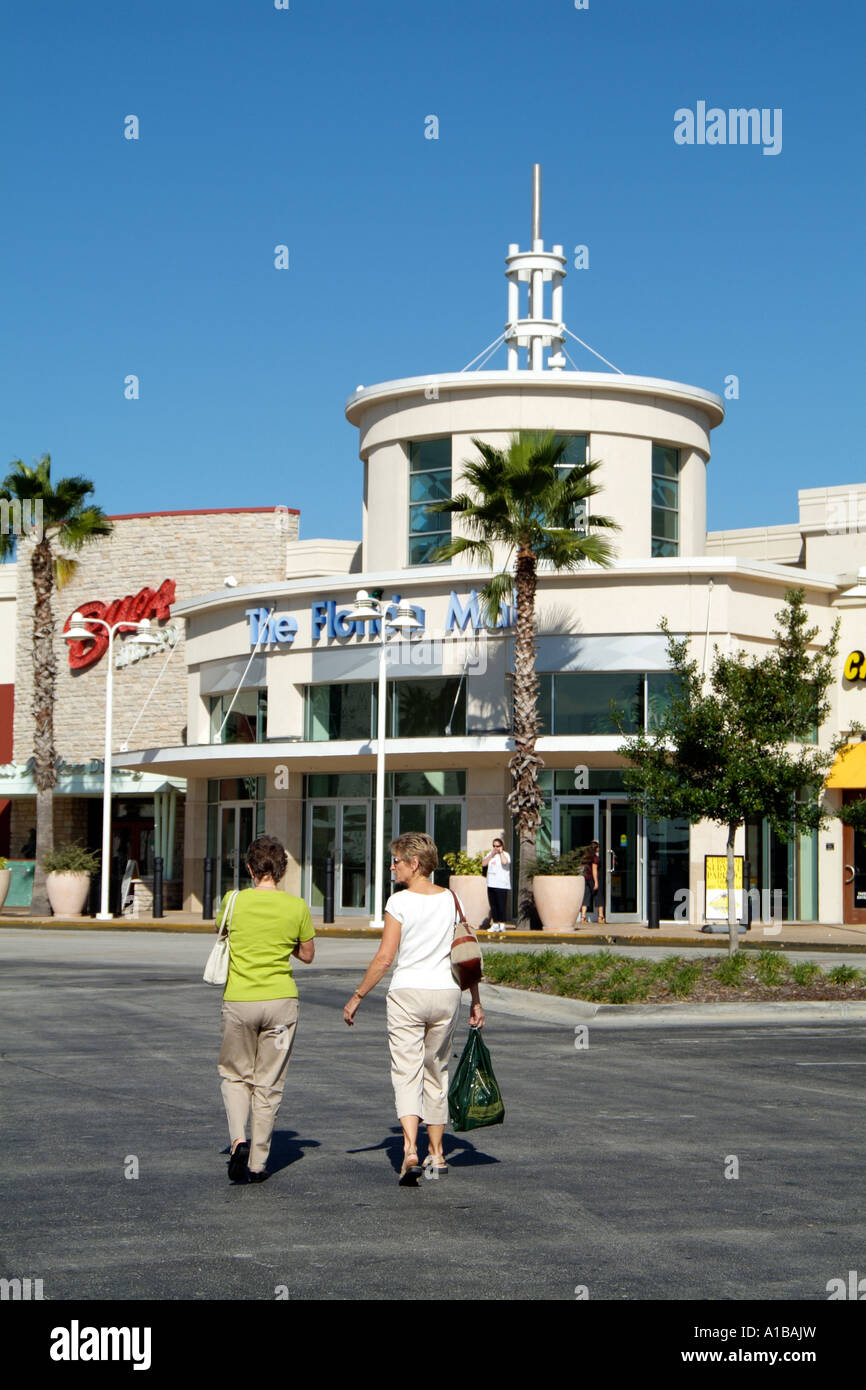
{"left": 4, "top": 169, "right": 866, "bottom": 925}
{"left": 110, "top": 170, "right": 866, "bottom": 927}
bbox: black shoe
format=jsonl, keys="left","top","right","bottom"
{"left": 228, "top": 1141, "right": 250, "bottom": 1182}
{"left": 247, "top": 1169, "right": 270, "bottom": 1184}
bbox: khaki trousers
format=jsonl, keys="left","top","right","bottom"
{"left": 386, "top": 988, "right": 461, "bottom": 1124}
{"left": 218, "top": 997, "right": 299, "bottom": 1171}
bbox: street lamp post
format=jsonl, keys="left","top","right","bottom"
{"left": 345, "top": 590, "right": 423, "bottom": 929}
{"left": 65, "top": 612, "right": 160, "bottom": 919}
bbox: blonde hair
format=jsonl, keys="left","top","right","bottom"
{"left": 390, "top": 832, "right": 438, "bottom": 877}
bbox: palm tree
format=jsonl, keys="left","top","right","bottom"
{"left": 0, "top": 456, "right": 112, "bottom": 914}
{"left": 432, "top": 432, "right": 619, "bottom": 922}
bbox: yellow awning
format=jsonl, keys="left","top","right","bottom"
{"left": 826, "top": 741, "right": 866, "bottom": 789}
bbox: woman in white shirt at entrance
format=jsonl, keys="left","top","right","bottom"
{"left": 342, "top": 832, "right": 484, "bottom": 1184}
{"left": 482, "top": 837, "right": 512, "bottom": 928}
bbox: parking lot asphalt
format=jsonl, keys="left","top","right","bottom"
{"left": 1, "top": 933, "right": 865, "bottom": 1302}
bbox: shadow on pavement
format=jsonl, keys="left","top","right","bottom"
{"left": 348, "top": 1125, "right": 501, "bottom": 1173}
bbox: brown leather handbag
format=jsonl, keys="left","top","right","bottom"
{"left": 449, "top": 889, "right": 483, "bottom": 989}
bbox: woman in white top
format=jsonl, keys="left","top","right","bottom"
{"left": 343, "top": 831, "right": 484, "bottom": 1184}
{"left": 482, "top": 837, "right": 512, "bottom": 927}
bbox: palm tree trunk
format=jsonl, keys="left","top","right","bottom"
{"left": 507, "top": 549, "right": 543, "bottom": 925}
{"left": 30, "top": 538, "right": 57, "bottom": 916}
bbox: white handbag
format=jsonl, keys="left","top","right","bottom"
{"left": 203, "top": 890, "right": 239, "bottom": 985}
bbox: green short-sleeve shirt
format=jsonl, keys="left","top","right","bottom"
{"left": 220, "top": 889, "right": 316, "bottom": 1002}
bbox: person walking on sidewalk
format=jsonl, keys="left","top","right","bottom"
{"left": 217, "top": 835, "right": 315, "bottom": 1184}
{"left": 342, "top": 832, "right": 484, "bottom": 1185}
{"left": 482, "top": 837, "right": 512, "bottom": 927}
{"left": 578, "top": 840, "right": 605, "bottom": 925}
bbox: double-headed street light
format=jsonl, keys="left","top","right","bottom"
{"left": 345, "top": 590, "right": 423, "bottom": 929}
{"left": 65, "top": 612, "right": 160, "bottom": 919}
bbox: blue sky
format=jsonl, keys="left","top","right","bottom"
{"left": 2, "top": 0, "right": 864, "bottom": 544}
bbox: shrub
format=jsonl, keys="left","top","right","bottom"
{"left": 714, "top": 953, "right": 749, "bottom": 987}
{"left": 754, "top": 950, "right": 790, "bottom": 987}
{"left": 43, "top": 843, "right": 100, "bottom": 874}
{"left": 532, "top": 848, "right": 587, "bottom": 876}
{"left": 827, "top": 963, "right": 861, "bottom": 985}
{"left": 443, "top": 851, "right": 485, "bottom": 876}
{"left": 791, "top": 961, "right": 820, "bottom": 987}
{"left": 0, "top": 856, "right": 7, "bottom": 870}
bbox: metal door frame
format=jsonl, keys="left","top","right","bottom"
{"left": 306, "top": 798, "right": 371, "bottom": 916}
{"left": 217, "top": 801, "right": 255, "bottom": 896}
{"left": 604, "top": 798, "right": 643, "bottom": 923}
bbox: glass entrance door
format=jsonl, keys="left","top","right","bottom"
{"left": 605, "top": 800, "right": 642, "bottom": 922}
{"left": 307, "top": 801, "right": 371, "bottom": 915}
{"left": 553, "top": 798, "right": 599, "bottom": 858}
{"left": 394, "top": 799, "right": 464, "bottom": 886}
{"left": 218, "top": 802, "right": 255, "bottom": 899}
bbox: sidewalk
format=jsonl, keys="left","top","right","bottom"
{"left": 2, "top": 907, "right": 866, "bottom": 951}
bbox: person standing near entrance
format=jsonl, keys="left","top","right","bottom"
{"left": 578, "top": 840, "right": 604, "bottom": 924}
{"left": 217, "top": 835, "right": 316, "bottom": 1184}
{"left": 342, "top": 832, "right": 484, "bottom": 1184}
{"left": 482, "top": 837, "right": 512, "bottom": 927}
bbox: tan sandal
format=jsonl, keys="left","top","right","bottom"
{"left": 399, "top": 1151, "right": 422, "bottom": 1185}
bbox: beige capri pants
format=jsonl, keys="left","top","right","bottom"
{"left": 386, "top": 988, "right": 461, "bottom": 1124}
{"left": 218, "top": 997, "right": 299, "bottom": 1171}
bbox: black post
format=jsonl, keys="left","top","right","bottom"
{"left": 743, "top": 859, "right": 752, "bottom": 930}
{"left": 323, "top": 854, "right": 335, "bottom": 924}
{"left": 111, "top": 855, "right": 123, "bottom": 918}
{"left": 203, "top": 856, "right": 215, "bottom": 920}
{"left": 152, "top": 856, "right": 164, "bottom": 919}
{"left": 647, "top": 857, "right": 660, "bottom": 929}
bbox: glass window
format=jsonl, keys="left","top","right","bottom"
{"left": 305, "top": 773, "right": 373, "bottom": 798}
{"left": 646, "top": 672, "right": 684, "bottom": 730}
{"left": 393, "top": 678, "right": 465, "bottom": 737}
{"left": 409, "top": 439, "right": 451, "bottom": 566}
{"left": 553, "top": 673, "right": 643, "bottom": 735}
{"left": 391, "top": 770, "right": 466, "bottom": 797}
{"left": 307, "top": 683, "right": 373, "bottom": 741}
{"left": 652, "top": 444, "right": 679, "bottom": 557}
{"left": 210, "top": 689, "right": 267, "bottom": 744}
{"left": 553, "top": 435, "right": 589, "bottom": 532}
{"left": 210, "top": 777, "right": 266, "bottom": 803}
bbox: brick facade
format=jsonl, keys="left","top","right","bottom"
{"left": 13, "top": 508, "right": 298, "bottom": 765}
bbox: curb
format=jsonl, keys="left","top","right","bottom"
{"left": 479, "top": 982, "right": 866, "bottom": 1029}
{"left": 2, "top": 919, "right": 866, "bottom": 952}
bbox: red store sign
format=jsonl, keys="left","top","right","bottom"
{"left": 64, "top": 580, "right": 176, "bottom": 670}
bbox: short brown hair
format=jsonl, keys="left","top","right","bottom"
{"left": 389, "top": 831, "right": 438, "bottom": 877}
{"left": 246, "top": 835, "right": 288, "bottom": 884}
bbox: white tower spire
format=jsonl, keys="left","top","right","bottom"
{"left": 505, "top": 164, "right": 567, "bottom": 371}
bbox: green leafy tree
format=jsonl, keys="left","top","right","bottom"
{"left": 432, "top": 431, "right": 618, "bottom": 920}
{"left": 0, "top": 456, "right": 112, "bottom": 914}
{"left": 618, "top": 588, "right": 858, "bottom": 953}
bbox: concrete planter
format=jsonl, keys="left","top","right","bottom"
{"left": 532, "top": 875, "right": 585, "bottom": 932}
{"left": 448, "top": 875, "right": 490, "bottom": 928}
{"left": 0, "top": 868, "right": 10, "bottom": 913}
{"left": 46, "top": 871, "right": 92, "bottom": 918}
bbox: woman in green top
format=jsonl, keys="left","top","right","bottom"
{"left": 217, "top": 835, "right": 316, "bottom": 1183}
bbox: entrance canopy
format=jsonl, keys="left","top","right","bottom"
{"left": 826, "top": 742, "right": 866, "bottom": 789}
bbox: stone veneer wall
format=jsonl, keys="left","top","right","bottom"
{"left": 13, "top": 509, "right": 298, "bottom": 765}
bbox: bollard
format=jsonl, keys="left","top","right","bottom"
{"left": 111, "top": 855, "right": 123, "bottom": 918}
{"left": 323, "top": 854, "right": 335, "bottom": 924}
{"left": 203, "top": 857, "right": 215, "bottom": 920}
{"left": 647, "top": 857, "right": 660, "bottom": 929}
{"left": 743, "top": 859, "right": 752, "bottom": 929}
{"left": 152, "top": 856, "right": 164, "bottom": 919}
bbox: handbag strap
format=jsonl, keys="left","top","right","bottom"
{"left": 218, "top": 889, "right": 239, "bottom": 939}
{"left": 449, "top": 888, "right": 467, "bottom": 925}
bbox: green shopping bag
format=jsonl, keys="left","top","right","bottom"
{"left": 448, "top": 1027, "right": 505, "bottom": 1132}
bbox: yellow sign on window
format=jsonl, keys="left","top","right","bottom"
{"left": 705, "top": 855, "right": 744, "bottom": 919}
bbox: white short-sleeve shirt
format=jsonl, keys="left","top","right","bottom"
{"left": 386, "top": 887, "right": 461, "bottom": 992}
{"left": 486, "top": 852, "right": 511, "bottom": 889}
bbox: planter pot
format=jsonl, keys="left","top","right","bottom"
{"left": 46, "top": 871, "right": 92, "bottom": 919}
{"left": 532, "top": 875, "right": 585, "bottom": 932}
{"left": 448, "top": 875, "right": 490, "bottom": 928}
{"left": 0, "top": 868, "right": 10, "bottom": 913}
